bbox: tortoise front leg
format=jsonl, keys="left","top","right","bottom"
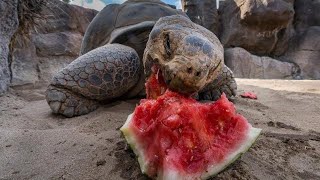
{"left": 46, "top": 85, "right": 99, "bottom": 117}
{"left": 198, "top": 65, "right": 237, "bottom": 101}
{"left": 46, "top": 44, "right": 141, "bottom": 117}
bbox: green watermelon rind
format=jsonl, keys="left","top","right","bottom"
{"left": 120, "top": 113, "right": 262, "bottom": 180}
{"left": 201, "top": 125, "right": 261, "bottom": 179}
{"left": 121, "top": 114, "right": 149, "bottom": 174}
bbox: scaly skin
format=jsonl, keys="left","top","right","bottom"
{"left": 198, "top": 65, "right": 237, "bottom": 101}
{"left": 46, "top": 85, "right": 99, "bottom": 117}
{"left": 46, "top": 44, "right": 141, "bottom": 117}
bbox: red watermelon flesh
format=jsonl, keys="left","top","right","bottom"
{"left": 145, "top": 66, "right": 167, "bottom": 99}
{"left": 121, "top": 91, "right": 261, "bottom": 179}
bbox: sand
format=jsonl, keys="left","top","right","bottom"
{"left": 0, "top": 79, "right": 319, "bottom": 180}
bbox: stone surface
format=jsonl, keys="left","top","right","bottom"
{"left": 10, "top": 36, "right": 39, "bottom": 86}
{"left": 9, "top": 0, "right": 97, "bottom": 87}
{"left": 181, "top": 0, "right": 219, "bottom": 35}
{"left": 35, "top": 0, "right": 97, "bottom": 34}
{"left": 294, "top": 0, "right": 320, "bottom": 33}
{"left": 225, "top": 47, "right": 299, "bottom": 79}
{"left": 282, "top": 26, "right": 320, "bottom": 79}
{"left": 239, "top": 0, "right": 294, "bottom": 31}
{"left": 32, "top": 32, "right": 83, "bottom": 57}
{"left": 219, "top": 0, "right": 294, "bottom": 56}
{"left": 0, "top": 0, "right": 19, "bottom": 95}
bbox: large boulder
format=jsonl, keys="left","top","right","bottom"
{"left": 294, "top": 0, "right": 320, "bottom": 33}
{"left": 220, "top": 0, "right": 294, "bottom": 56}
{"left": 282, "top": 26, "right": 320, "bottom": 79}
{"left": 239, "top": 0, "right": 294, "bottom": 31}
{"left": 0, "top": 0, "right": 19, "bottom": 95}
{"left": 9, "top": 0, "right": 97, "bottom": 87}
{"left": 181, "top": 0, "right": 219, "bottom": 35}
{"left": 32, "top": 32, "right": 83, "bottom": 57}
{"left": 225, "top": 47, "right": 299, "bottom": 79}
{"left": 35, "top": 1, "right": 97, "bottom": 34}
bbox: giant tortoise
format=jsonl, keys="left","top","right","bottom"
{"left": 46, "top": 0, "right": 237, "bottom": 117}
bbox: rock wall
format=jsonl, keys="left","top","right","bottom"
{"left": 219, "top": 0, "right": 294, "bottom": 56}
{"left": 0, "top": 0, "right": 19, "bottom": 95}
{"left": 182, "top": 0, "right": 320, "bottom": 79}
{"left": 282, "top": 0, "right": 320, "bottom": 79}
{"left": 282, "top": 26, "right": 320, "bottom": 79}
{"left": 8, "top": 0, "right": 97, "bottom": 88}
{"left": 181, "top": 0, "right": 219, "bottom": 35}
{"left": 225, "top": 47, "right": 299, "bottom": 79}
{"left": 294, "top": 0, "right": 320, "bottom": 33}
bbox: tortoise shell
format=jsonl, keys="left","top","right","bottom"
{"left": 80, "top": 0, "right": 186, "bottom": 58}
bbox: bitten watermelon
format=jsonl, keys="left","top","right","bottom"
{"left": 121, "top": 91, "right": 261, "bottom": 180}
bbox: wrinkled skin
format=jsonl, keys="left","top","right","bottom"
{"left": 46, "top": 15, "right": 237, "bottom": 117}
{"left": 144, "top": 15, "right": 236, "bottom": 98}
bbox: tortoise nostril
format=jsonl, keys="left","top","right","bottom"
{"left": 172, "top": 73, "right": 176, "bottom": 78}
{"left": 187, "top": 67, "right": 193, "bottom": 74}
{"left": 196, "top": 71, "right": 201, "bottom": 77}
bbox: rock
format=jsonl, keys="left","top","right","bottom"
{"left": 32, "top": 32, "right": 83, "bottom": 57}
{"left": 10, "top": 35, "right": 75, "bottom": 86}
{"left": 37, "top": 57, "right": 74, "bottom": 83}
{"left": 35, "top": 0, "right": 97, "bottom": 34}
{"left": 10, "top": 36, "right": 39, "bottom": 86}
{"left": 8, "top": 0, "right": 97, "bottom": 87}
{"left": 294, "top": 0, "right": 320, "bottom": 33}
{"left": 181, "top": 0, "right": 219, "bottom": 35}
{"left": 225, "top": 47, "right": 299, "bottom": 79}
{"left": 282, "top": 26, "right": 320, "bottom": 79}
{"left": 219, "top": 0, "right": 294, "bottom": 56}
{"left": 239, "top": 0, "right": 294, "bottom": 31}
{"left": 0, "top": 0, "right": 19, "bottom": 95}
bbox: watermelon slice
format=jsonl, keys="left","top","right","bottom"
{"left": 121, "top": 91, "right": 261, "bottom": 179}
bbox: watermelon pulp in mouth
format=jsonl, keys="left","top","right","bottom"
{"left": 145, "top": 66, "right": 167, "bottom": 99}
{"left": 120, "top": 90, "right": 261, "bottom": 179}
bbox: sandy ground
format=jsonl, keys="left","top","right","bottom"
{"left": 0, "top": 79, "right": 319, "bottom": 180}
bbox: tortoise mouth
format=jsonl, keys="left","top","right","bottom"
{"left": 145, "top": 65, "right": 199, "bottom": 99}
{"left": 144, "top": 58, "right": 220, "bottom": 99}
{"left": 145, "top": 65, "right": 168, "bottom": 99}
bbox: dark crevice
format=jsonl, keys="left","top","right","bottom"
{"left": 36, "top": 63, "right": 41, "bottom": 81}
{"left": 8, "top": 42, "right": 14, "bottom": 84}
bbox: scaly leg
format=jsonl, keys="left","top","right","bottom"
{"left": 46, "top": 44, "right": 141, "bottom": 117}
{"left": 198, "top": 65, "right": 237, "bottom": 101}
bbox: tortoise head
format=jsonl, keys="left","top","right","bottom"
{"left": 143, "top": 15, "right": 224, "bottom": 95}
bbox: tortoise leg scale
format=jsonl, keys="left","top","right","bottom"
{"left": 198, "top": 65, "right": 237, "bottom": 101}
{"left": 46, "top": 44, "right": 141, "bottom": 117}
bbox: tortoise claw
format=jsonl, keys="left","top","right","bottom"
{"left": 46, "top": 85, "right": 99, "bottom": 117}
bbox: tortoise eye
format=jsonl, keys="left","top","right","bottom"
{"left": 164, "top": 33, "right": 171, "bottom": 56}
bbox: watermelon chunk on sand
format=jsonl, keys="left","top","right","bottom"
{"left": 121, "top": 91, "right": 261, "bottom": 179}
